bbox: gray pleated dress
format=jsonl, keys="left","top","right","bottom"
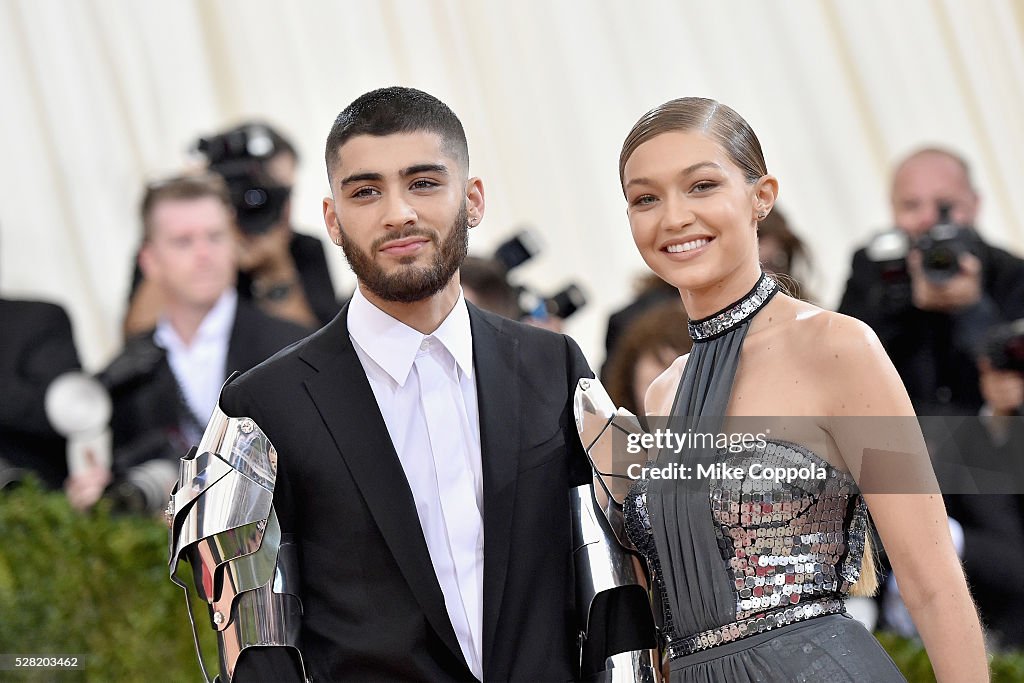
{"left": 623, "top": 274, "right": 906, "bottom": 682}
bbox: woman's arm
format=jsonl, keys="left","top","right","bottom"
{"left": 821, "top": 313, "right": 988, "bottom": 683}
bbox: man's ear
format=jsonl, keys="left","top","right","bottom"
{"left": 138, "top": 242, "right": 157, "bottom": 280}
{"left": 323, "top": 196, "right": 341, "bottom": 246}
{"left": 466, "top": 177, "right": 485, "bottom": 228}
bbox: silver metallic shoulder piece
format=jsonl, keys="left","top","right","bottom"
{"left": 572, "top": 378, "right": 662, "bottom": 682}
{"left": 167, "top": 404, "right": 308, "bottom": 682}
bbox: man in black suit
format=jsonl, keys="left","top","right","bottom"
{"left": 838, "top": 147, "right": 1024, "bottom": 416}
{"left": 67, "top": 173, "right": 309, "bottom": 512}
{"left": 220, "top": 87, "right": 594, "bottom": 681}
{"left": 0, "top": 298, "right": 82, "bottom": 489}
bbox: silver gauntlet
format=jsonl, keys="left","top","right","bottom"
{"left": 167, "top": 405, "right": 307, "bottom": 682}
{"left": 573, "top": 378, "right": 662, "bottom": 682}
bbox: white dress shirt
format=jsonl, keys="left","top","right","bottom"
{"left": 348, "top": 287, "right": 484, "bottom": 680}
{"left": 154, "top": 289, "right": 237, "bottom": 443}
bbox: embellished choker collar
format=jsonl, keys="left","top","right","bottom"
{"left": 687, "top": 273, "right": 779, "bottom": 342}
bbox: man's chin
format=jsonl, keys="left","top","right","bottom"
{"left": 182, "top": 288, "right": 228, "bottom": 310}
{"left": 365, "top": 275, "right": 452, "bottom": 304}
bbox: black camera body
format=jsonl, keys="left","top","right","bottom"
{"left": 493, "top": 231, "right": 587, "bottom": 320}
{"left": 913, "top": 204, "right": 978, "bottom": 283}
{"left": 866, "top": 204, "right": 980, "bottom": 297}
{"left": 196, "top": 124, "right": 290, "bottom": 235}
{"left": 984, "top": 319, "right": 1024, "bottom": 373}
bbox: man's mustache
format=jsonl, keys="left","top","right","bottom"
{"left": 370, "top": 227, "right": 438, "bottom": 252}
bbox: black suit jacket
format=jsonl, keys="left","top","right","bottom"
{"left": 0, "top": 299, "right": 82, "bottom": 488}
{"left": 105, "top": 298, "right": 309, "bottom": 470}
{"left": 223, "top": 302, "right": 593, "bottom": 682}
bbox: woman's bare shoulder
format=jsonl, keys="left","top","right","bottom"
{"left": 785, "top": 305, "right": 913, "bottom": 416}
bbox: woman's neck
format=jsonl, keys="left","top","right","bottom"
{"left": 679, "top": 261, "right": 763, "bottom": 321}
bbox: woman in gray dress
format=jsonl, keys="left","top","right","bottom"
{"left": 618, "top": 98, "right": 987, "bottom": 682}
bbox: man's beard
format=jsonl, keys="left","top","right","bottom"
{"left": 338, "top": 203, "right": 469, "bottom": 304}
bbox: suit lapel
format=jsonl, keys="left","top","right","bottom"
{"left": 468, "top": 305, "right": 521, "bottom": 672}
{"left": 299, "top": 307, "right": 468, "bottom": 671}
{"left": 225, "top": 300, "right": 250, "bottom": 374}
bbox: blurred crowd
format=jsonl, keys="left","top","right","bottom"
{"left": 2, "top": 130, "right": 1023, "bottom": 651}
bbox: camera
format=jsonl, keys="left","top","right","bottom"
{"left": 866, "top": 204, "right": 980, "bottom": 297}
{"left": 913, "top": 204, "right": 976, "bottom": 282}
{"left": 493, "top": 230, "right": 587, "bottom": 320}
{"left": 983, "top": 319, "right": 1024, "bottom": 373}
{"left": 196, "top": 123, "right": 291, "bottom": 235}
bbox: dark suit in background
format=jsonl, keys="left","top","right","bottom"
{"left": 227, "top": 302, "right": 593, "bottom": 682}
{"left": 0, "top": 299, "right": 82, "bottom": 488}
{"left": 104, "top": 299, "right": 309, "bottom": 474}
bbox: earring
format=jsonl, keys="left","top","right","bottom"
{"left": 757, "top": 210, "right": 768, "bottom": 220}
{"left": 468, "top": 217, "right": 478, "bottom": 227}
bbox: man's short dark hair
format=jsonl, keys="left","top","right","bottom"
{"left": 324, "top": 87, "right": 469, "bottom": 181}
{"left": 140, "top": 172, "right": 233, "bottom": 242}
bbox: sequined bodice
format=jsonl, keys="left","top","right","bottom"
{"left": 624, "top": 440, "right": 867, "bottom": 653}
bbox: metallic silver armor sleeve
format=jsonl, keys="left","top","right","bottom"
{"left": 573, "top": 378, "right": 662, "bottom": 683}
{"left": 167, "top": 405, "right": 308, "bottom": 682}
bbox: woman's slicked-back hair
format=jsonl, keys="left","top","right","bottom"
{"left": 619, "top": 97, "right": 767, "bottom": 191}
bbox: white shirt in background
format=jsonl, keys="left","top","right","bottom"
{"left": 154, "top": 289, "right": 237, "bottom": 443}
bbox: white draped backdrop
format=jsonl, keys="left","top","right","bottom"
{"left": 1, "top": 0, "right": 1022, "bottom": 369}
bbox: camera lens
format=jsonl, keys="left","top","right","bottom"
{"left": 923, "top": 246, "right": 957, "bottom": 273}
{"left": 243, "top": 187, "right": 269, "bottom": 209}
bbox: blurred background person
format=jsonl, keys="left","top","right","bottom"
{"left": 838, "top": 147, "right": 1024, "bottom": 416}
{"left": 886, "top": 318, "right": 1024, "bottom": 651}
{"left": 0, "top": 294, "right": 83, "bottom": 490}
{"left": 757, "top": 205, "right": 813, "bottom": 302}
{"left": 460, "top": 231, "right": 587, "bottom": 333}
{"left": 67, "top": 173, "right": 309, "bottom": 513}
{"left": 124, "top": 122, "right": 341, "bottom": 335}
{"left": 601, "top": 273, "right": 678, "bottom": 381}
{"left": 460, "top": 255, "right": 522, "bottom": 320}
{"left": 948, "top": 319, "right": 1024, "bottom": 649}
{"left": 602, "top": 298, "right": 692, "bottom": 418}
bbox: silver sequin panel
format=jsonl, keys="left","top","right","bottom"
{"left": 623, "top": 440, "right": 868, "bottom": 656}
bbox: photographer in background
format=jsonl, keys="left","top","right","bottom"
{"left": 124, "top": 122, "right": 340, "bottom": 335}
{"left": 896, "top": 320, "right": 1024, "bottom": 651}
{"left": 460, "top": 231, "right": 587, "bottom": 332}
{"left": 955, "top": 322, "right": 1024, "bottom": 651}
{"left": 839, "top": 147, "right": 1024, "bottom": 415}
{"left": 68, "top": 173, "right": 309, "bottom": 513}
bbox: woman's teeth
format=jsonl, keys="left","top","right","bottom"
{"left": 666, "top": 238, "right": 709, "bottom": 253}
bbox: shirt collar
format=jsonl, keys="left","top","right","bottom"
{"left": 154, "top": 289, "right": 237, "bottom": 350}
{"left": 348, "top": 286, "right": 474, "bottom": 387}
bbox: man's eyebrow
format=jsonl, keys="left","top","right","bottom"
{"left": 339, "top": 171, "right": 383, "bottom": 187}
{"left": 624, "top": 161, "right": 723, "bottom": 189}
{"left": 339, "top": 164, "right": 449, "bottom": 187}
{"left": 401, "top": 163, "right": 449, "bottom": 177}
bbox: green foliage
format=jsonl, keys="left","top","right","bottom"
{"left": 3, "top": 482, "right": 1024, "bottom": 681}
{"left": 875, "top": 630, "right": 1024, "bottom": 682}
{"left": 0, "top": 480, "right": 214, "bottom": 682}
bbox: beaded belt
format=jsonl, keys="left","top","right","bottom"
{"left": 666, "top": 597, "right": 846, "bottom": 660}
